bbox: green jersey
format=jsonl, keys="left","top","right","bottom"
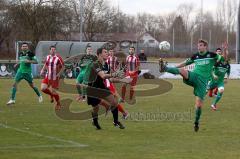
{"left": 212, "top": 60, "right": 231, "bottom": 82}
{"left": 18, "top": 50, "right": 37, "bottom": 73}
{"left": 79, "top": 54, "right": 98, "bottom": 69}
{"left": 185, "top": 51, "right": 223, "bottom": 80}
{"left": 77, "top": 54, "right": 98, "bottom": 83}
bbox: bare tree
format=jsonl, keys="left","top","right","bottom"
{"left": 0, "top": 0, "right": 14, "bottom": 54}
{"left": 177, "top": 3, "right": 195, "bottom": 32}
{"left": 8, "top": 0, "right": 69, "bottom": 46}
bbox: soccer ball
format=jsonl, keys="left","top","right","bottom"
{"left": 159, "top": 41, "right": 171, "bottom": 51}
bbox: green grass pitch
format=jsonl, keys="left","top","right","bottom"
{"left": 0, "top": 79, "right": 240, "bottom": 159}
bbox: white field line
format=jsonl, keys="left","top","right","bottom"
{"left": 0, "top": 123, "right": 88, "bottom": 148}
{"left": 0, "top": 144, "right": 86, "bottom": 149}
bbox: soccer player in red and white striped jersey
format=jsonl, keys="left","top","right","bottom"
{"left": 106, "top": 49, "right": 119, "bottom": 72}
{"left": 121, "top": 46, "right": 140, "bottom": 102}
{"left": 40, "top": 45, "right": 65, "bottom": 110}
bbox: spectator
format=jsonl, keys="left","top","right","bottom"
{"left": 138, "top": 49, "right": 147, "bottom": 62}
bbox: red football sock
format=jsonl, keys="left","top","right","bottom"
{"left": 121, "top": 85, "right": 126, "bottom": 100}
{"left": 100, "top": 100, "right": 109, "bottom": 110}
{"left": 53, "top": 93, "right": 60, "bottom": 104}
{"left": 42, "top": 88, "right": 53, "bottom": 96}
{"left": 118, "top": 104, "right": 125, "bottom": 114}
{"left": 208, "top": 89, "right": 213, "bottom": 97}
{"left": 130, "top": 88, "right": 135, "bottom": 100}
{"left": 214, "top": 88, "right": 218, "bottom": 95}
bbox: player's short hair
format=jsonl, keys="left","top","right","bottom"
{"left": 85, "top": 43, "right": 91, "bottom": 49}
{"left": 198, "top": 39, "right": 208, "bottom": 46}
{"left": 97, "top": 48, "right": 106, "bottom": 56}
{"left": 130, "top": 46, "right": 135, "bottom": 50}
{"left": 49, "top": 45, "right": 56, "bottom": 50}
{"left": 108, "top": 48, "right": 114, "bottom": 51}
{"left": 21, "top": 42, "right": 28, "bottom": 46}
{"left": 216, "top": 48, "right": 222, "bottom": 51}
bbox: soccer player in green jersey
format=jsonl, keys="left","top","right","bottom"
{"left": 207, "top": 48, "right": 230, "bottom": 110}
{"left": 7, "top": 43, "right": 42, "bottom": 105}
{"left": 76, "top": 44, "right": 97, "bottom": 101}
{"left": 159, "top": 39, "right": 223, "bottom": 132}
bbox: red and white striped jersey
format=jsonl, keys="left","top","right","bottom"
{"left": 44, "top": 54, "right": 64, "bottom": 80}
{"left": 126, "top": 55, "right": 140, "bottom": 72}
{"left": 106, "top": 56, "right": 119, "bottom": 72}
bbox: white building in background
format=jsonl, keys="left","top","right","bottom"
{"left": 138, "top": 33, "right": 159, "bottom": 47}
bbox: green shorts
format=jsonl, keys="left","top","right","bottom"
{"left": 183, "top": 71, "right": 208, "bottom": 100}
{"left": 207, "top": 80, "right": 224, "bottom": 90}
{"left": 76, "top": 66, "right": 92, "bottom": 84}
{"left": 76, "top": 73, "right": 84, "bottom": 84}
{"left": 15, "top": 71, "right": 33, "bottom": 84}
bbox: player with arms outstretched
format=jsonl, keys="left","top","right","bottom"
{"left": 7, "top": 42, "right": 42, "bottom": 105}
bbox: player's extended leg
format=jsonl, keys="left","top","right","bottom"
{"left": 102, "top": 81, "right": 129, "bottom": 119}
{"left": 121, "top": 83, "right": 127, "bottom": 101}
{"left": 92, "top": 105, "right": 101, "bottom": 130}
{"left": 22, "top": 73, "right": 42, "bottom": 102}
{"left": 52, "top": 88, "right": 61, "bottom": 110}
{"left": 28, "top": 82, "right": 42, "bottom": 103}
{"left": 159, "top": 59, "right": 189, "bottom": 79}
{"left": 118, "top": 103, "right": 129, "bottom": 119}
{"left": 211, "top": 86, "right": 224, "bottom": 110}
{"left": 113, "top": 93, "right": 128, "bottom": 118}
{"left": 7, "top": 82, "right": 19, "bottom": 105}
{"left": 99, "top": 98, "right": 128, "bottom": 119}
{"left": 194, "top": 97, "right": 203, "bottom": 132}
{"left": 41, "top": 83, "right": 54, "bottom": 103}
{"left": 7, "top": 71, "right": 23, "bottom": 105}
{"left": 104, "top": 94, "right": 125, "bottom": 129}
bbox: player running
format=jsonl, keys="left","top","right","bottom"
{"left": 207, "top": 47, "right": 230, "bottom": 110}
{"left": 121, "top": 46, "right": 140, "bottom": 103}
{"left": 7, "top": 42, "right": 42, "bottom": 105}
{"left": 159, "top": 39, "right": 224, "bottom": 132}
{"left": 40, "top": 45, "right": 65, "bottom": 110}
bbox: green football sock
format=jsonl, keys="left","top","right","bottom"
{"left": 166, "top": 67, "right": 180, "bottom": 75}
{"left": 212, "top": 92, "right": 223, "bottom": 105}
{"left": 33, "top": 87, "right": 41, "bottom": 97}
{"left": 82, "top": 88, "right": 86, "bottom": 96}
{"left": 11, "top": 87, "right": 17, "bottom": 100}
{"left": 194, "top": 107, "right": 202, "bottom": 124}
{"left": 76, "top": 85, "right": 82, "bottom": 95}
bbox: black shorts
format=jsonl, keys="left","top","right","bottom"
{"left": 87, "top": 83, "right": 111, "bottom": 107}
{"left": 87, "top": 96, "right": 101, "bottom": 107}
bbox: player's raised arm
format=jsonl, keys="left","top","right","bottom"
{"left": 222, "top": 42, "right": 229, "bottom": 60}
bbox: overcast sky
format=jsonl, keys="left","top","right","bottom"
{"left": 110, "top": 0, "right": 220, "bottom": 15}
